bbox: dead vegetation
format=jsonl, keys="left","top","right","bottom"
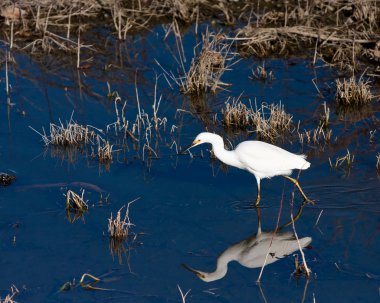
{"left": 181, "top": 30, "right": 236, "bottom": 95}
{"left": 95, "top": 137, "right": 113, "bottom": 163}
{"left": 222, "top": 96, "right": 252, "bottom": 130}
{"left": 157, "top": 29, "right": 237, "bottom": 96}
{"left": 221, "top": 98, "right": 294, "bottom": 143}
{"left": 65, "top": 189, "right": 88, "bottom": 212}
{"left": 1, "top": 0, "right": 379, "bottom": 76}
{"left": 298, "top": 102, "right": 333, "bottom": 147}
{"left": 251, "top": 101, "right": 294, "bottom": 143}
{"left": 108, "top": 199, "right": 138, "bottom": 264}
{"left": 59, "top": 272, "right": 114, "bottom": 292}
{"left": 0, "top": 285, "right": 19, "bottom": 303}
{"left": 65, "top": 189, "right": 88, "bottom": 223}
{"left": 235, "top": 1, "right": 380, "bottom": 70}
{"left": 250, "top": 62, "right": 274, "bottom": 81}
{"left": 329, "top": 149, "right": 355, "bottom": 171}
{"left": 30, "top": 115, "right": 117, "bottom": 166}
{"left": 29, "top": 115, "right": 98, "bottom": 147}
{"left": 335, "top": 76, "right": 373, "bottom": 107}
{"left": 106, "top": 78, "right": 180, "bottom": 163}
{"left": 0, "top": 0, "right": 239, "bottom": 55}
{"left": 108, "top": 202, "right": 135, "bottom": 240}
{"left": 297, "top": 125, "right": 332, "bottom": 147}
{"left": 30, "top": 77, "right": 179, "bottom": 167}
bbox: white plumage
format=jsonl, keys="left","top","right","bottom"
{"left": 186, "top": 132, "right": 312, "bottom": 206}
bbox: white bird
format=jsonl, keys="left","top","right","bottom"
{"left": 185, "top": 132, "right": 312, "bottom": 206}
{"left": 183, "top": 207, "right": 312, "bottom": 282}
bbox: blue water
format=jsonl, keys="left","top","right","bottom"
{"left": 1, "top": 25, "right": 380, "bottom": 303}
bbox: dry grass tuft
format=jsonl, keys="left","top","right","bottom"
{"left": 108, "top": 200, "right": 136, "bottom": 241}
{"left": 335, "top": 76, "right": 373, "bottom": 107}
{"left": 0, "top": 0, "right": 239, "bottom": 55}
{"left": 329, "top": 149, "right": 355, "bottom": 170}
{"left": 108, "top": 199, "right": 139, "bottom": 264}
{"left": 181, "top": 30, "right": 236, "bottom": 95}
{"left": 96, "top": 137, "right": 113, "bottom": 163}
{"left": 65, "top": 189, "right": 88, "bottom": 214}
{"left": 30, "top": 114, "right": 118, "bottom": 166}
{"left": 297, "top": 102, "right": 333, "bottom": 147}
{"left": 108, "top": 203, "right": 133, "bottom": 241}
{"left": 298, "top": 125, "right": 332, "bottom": 147}
{"left": 221, "top": 99, "right": 293, "bottom": 142}
{"left": 319, "top": 102, "right": 330, "bottom": 130}
{"left": 252, "top": 102, "right": 294, "bottom": 143}
{"left": 0, "top": 285, "right": 19, "bottom": 303}
{"left": 222, "top": 97, "right": 252, "bottom": 130}
{"left": 30, "top": 116, "right": 97, "bottom": 147}
{"left": 106, "top": 77, "right": 173, "bottom": 163}
{"left": 235, "top": 0, "right": 379, "bottom": 69}
{"left": 250, "top": 62, "right": 274, "bottom": 81}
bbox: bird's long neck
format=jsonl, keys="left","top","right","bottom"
{"left": 205, "top": 253, "right": 231, "bottom": 282}
{"left": 211, "top": 142, "right": 242, "bottom": 169}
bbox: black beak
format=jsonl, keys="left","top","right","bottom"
{"left": 181, "top": 263, "right": 205, "bottom": 279}
{"left": 180, "top": 139, "right": 201, "bottom": 154}
{"left": 180, "top": 143, "right": 195, "bottom": 154}
{"left": 182, "top": 263, "right": 200, "bottom": 275}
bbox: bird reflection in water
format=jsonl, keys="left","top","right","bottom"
{"left": 183, "top": 204, "right": 311, "bottom": 282}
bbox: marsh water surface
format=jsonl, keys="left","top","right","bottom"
{"left": 1, "top": 24, "right": 380, "bottom": 303}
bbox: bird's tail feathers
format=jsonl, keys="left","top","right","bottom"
{"left": 298, "top": 154, "right": 310, "bottom": 170}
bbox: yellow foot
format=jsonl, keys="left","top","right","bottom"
{"left": 302, "top": 196, "right": 315, "bottom": 205}
{"left": 284, "top": 176, "right": 315, "bottom": 205}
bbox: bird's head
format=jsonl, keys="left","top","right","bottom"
{"left": 191, "top": 132, "right": 210, "bottom": 147}
{"left": 181, "top": 132, "right": 222, "bottom": 154}
{"left": 182, "top": 263, "right": 211, "bottom": 282}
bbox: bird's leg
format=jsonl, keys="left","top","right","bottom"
{"left": 284, "top": 176, "right": 314, "bottom": 204}
{"left": 255, "top": 178, "right": 261, "bottom": 207}
{"left": 255, "top": 206, "right": 262, "bottom": 235}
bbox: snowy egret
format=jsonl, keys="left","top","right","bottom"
{"left": 183, "top": 207, "right": 312, "bottom": 282}
{"left": 185, "top": 132, "right": 312, "bottom": 206}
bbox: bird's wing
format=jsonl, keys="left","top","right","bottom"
{"left": 239, "top": 232, "right": 312, "bottom": 268}
{"left": 235, "top": 141, "right": 308, "bottom": 178}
